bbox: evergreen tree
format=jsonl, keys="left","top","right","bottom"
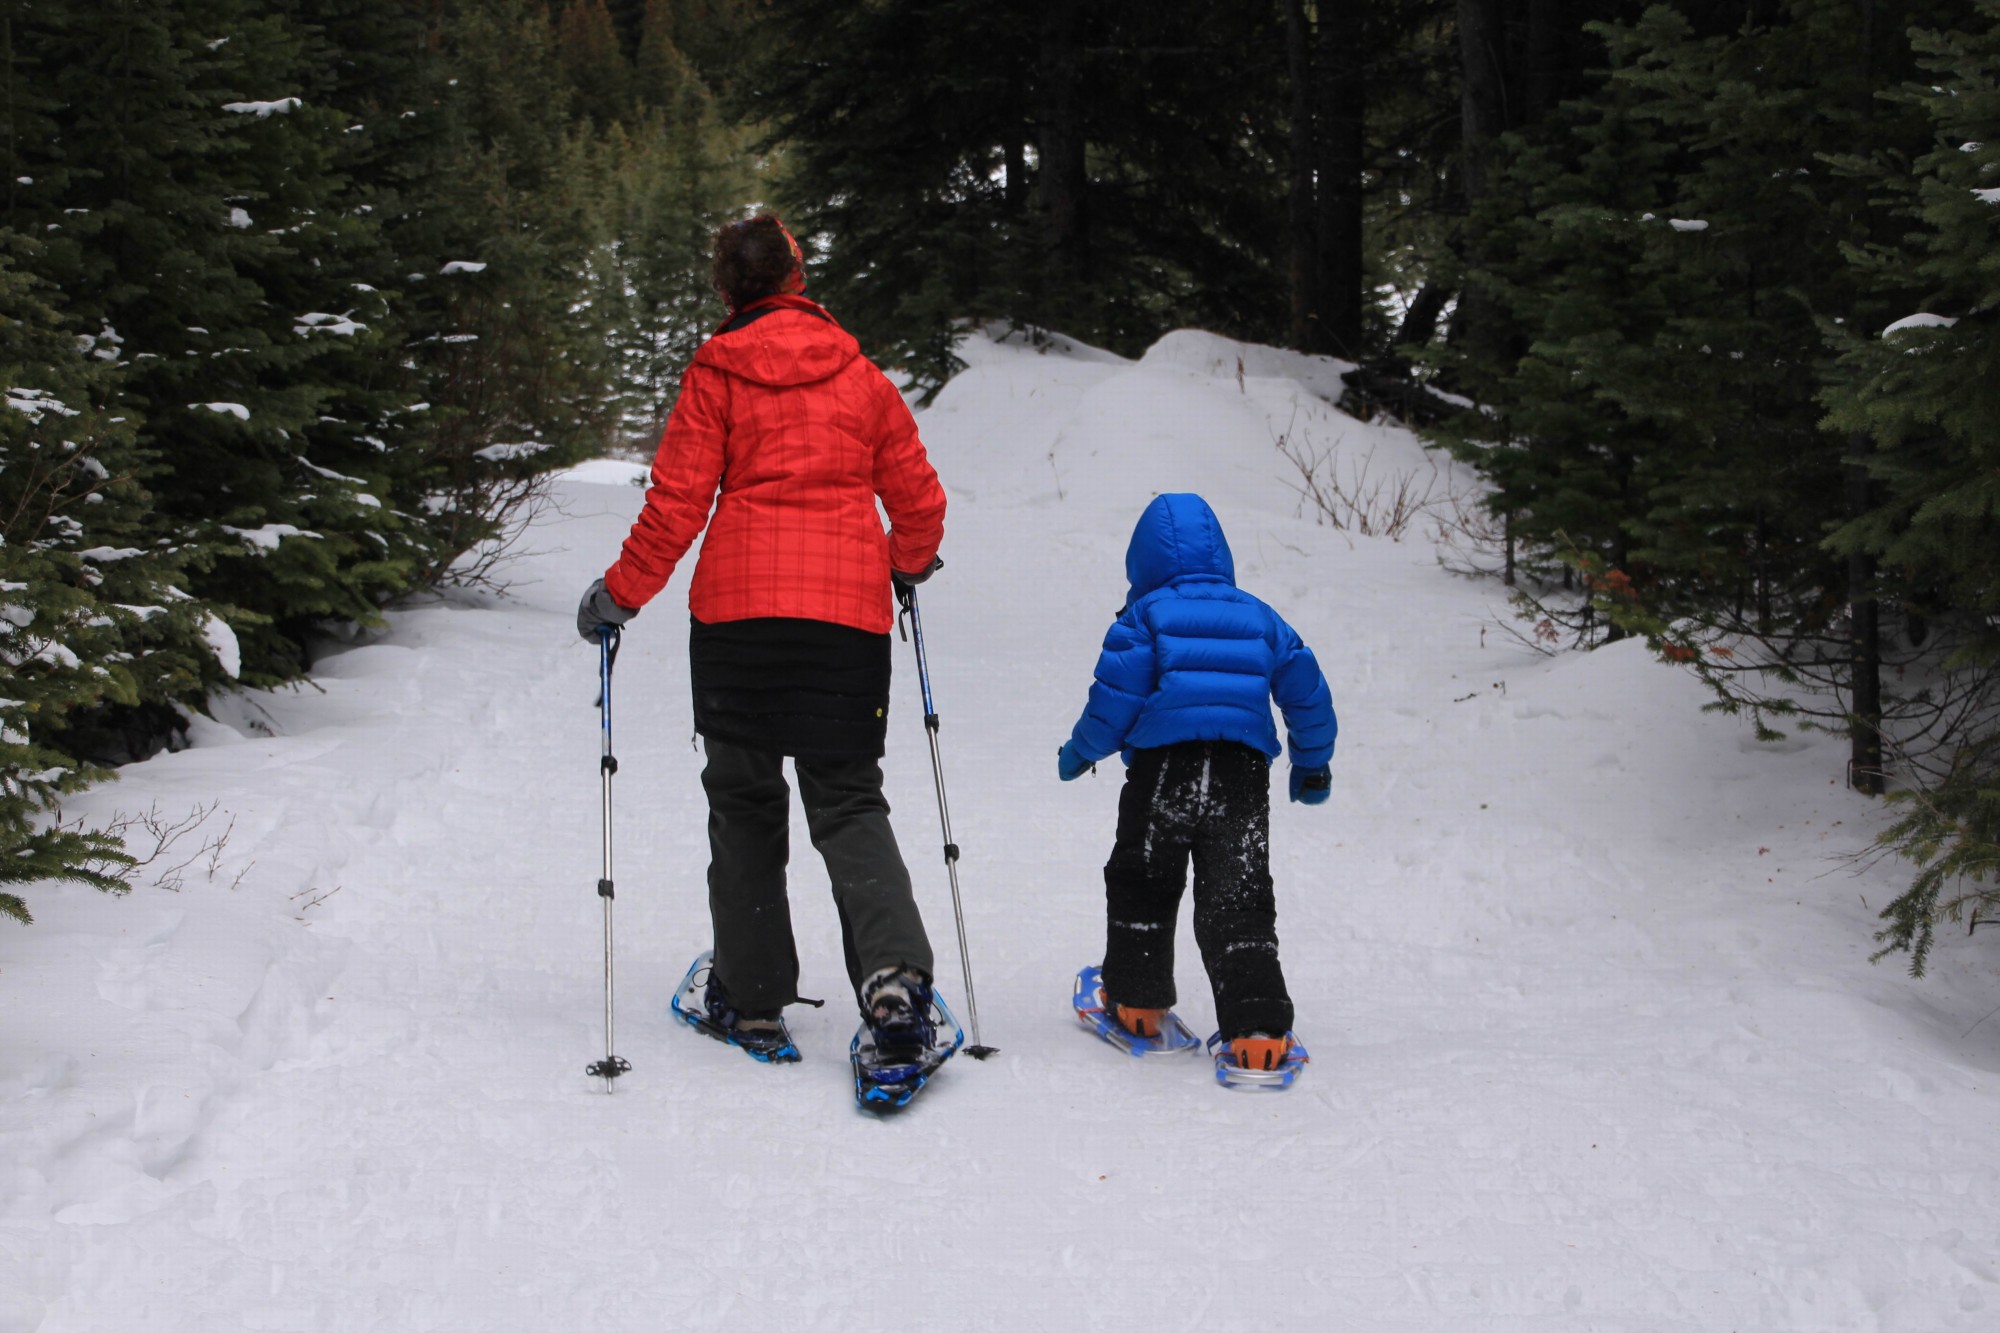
{"left": 1823, "top": 1, "right": 2000, "bottom": 971}
{"left": 1428, "top": 43, "right": 1681, "bottom": 603}
{"left": 738, "top": 0, "right": 1291, "bottom": 393}
{"left": 7, "top": 1, "right": 433, "bottom": 683}
{"left": 1435, "top": 4, "right": 1950, "bottom": 707}
{"left": 557, "top": 0, "right": 633, "bottom": 124}
{"left": 0, "top": 237, "right": 207, "bottom": 923}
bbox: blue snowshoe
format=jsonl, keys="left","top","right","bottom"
{"left": 851, "top": 966, "right": 963, "bottom": 1111}
{"left": 1206, "top": 1030, "right": 1309, "bottom": 1090}
{"left": 669, "top": 951, "right": 801, "bottom": 1064}
{"left": 1072, "top": 965, "right": 1201, "bottom": 1057}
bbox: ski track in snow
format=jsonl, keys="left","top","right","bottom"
{"left": 4, "top": 328, "right": 1999, "bottom": 1331}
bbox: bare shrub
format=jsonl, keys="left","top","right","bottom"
{"left": 1274, "top": 422, "right": 1494, "bottom": 550}
{"left": 1275, "top": 429, "right": 1438, "bottom": 541}
{"left": 430, "top": 470, "right": 567, "bottom": 595}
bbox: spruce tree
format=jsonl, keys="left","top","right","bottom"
{"left": 0, "top": 238, "right": 207, "bottom": 922}
{"left": 1823, "top": 1, "right": 2000, "bottom": 971}
{"left": 737, "top": 0, "right": 1292, "bottom": 392}
{"left": 13, "top": 1, "right": 430, "bottom": 682}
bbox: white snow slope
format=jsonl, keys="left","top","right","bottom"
{"left": 5, "top": 327, "right": 1999, "bottom": 1332}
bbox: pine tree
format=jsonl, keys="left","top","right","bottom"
{"left": 737, "top": 0, "right": 1292, "bottom": 393}
{"left": 1435, "top": 4, "right": 1950, "bottom": 703}
{"left": 1823, "top": 1, "right": 2000, "bottom": 971}
{"left": 0, "top": 0, "right": 758, "bottom": 918}
{"left": 10, "top": 1, "right": 435, "bottom": 683}
{"left": 557, "top": 0, "right": 633, "bottom": 125}
{"left": 1426, "top": 5, "right": 1681, "bottom": 607}
{"left": 0, "top": 237, "right": 208, "bottom": 923}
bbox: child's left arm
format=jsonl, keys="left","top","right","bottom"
{"left": 1272, "top": 618, "right": 1337, "bottom": 771}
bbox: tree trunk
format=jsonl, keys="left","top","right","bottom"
{"left": 1394, "top": 281, "right": 1450, "bottom": 353}
{"left": 1285, "top": 0, "right": 1315, "bottom": 351}
{"left": 1456, "top": 0, "right": 1506, "bottom": 206}
{"left": 1454, "top": 0, "right": 1508, "bottom": 367}
{"left": 1005, "top": 67, "right": 1027, "bottom": 215}
{"left": 1845, "top": 0, "right": 1884, "bottom": 796}
{"left": 1314, "top": 0, "right": 1366, "bottom": 360}
{"left": 1034, "top": 0, "right": 1087, "bottom": 328}
{"left": 1847, "top": 432, "right": 1884, "bottom": 794}
{"left": 1525, "top": 0, "right": 1565, "bottom": 124}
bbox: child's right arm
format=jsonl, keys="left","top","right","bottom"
{"left": 1067, "top": 610, "right": 1156, "bottom": 762}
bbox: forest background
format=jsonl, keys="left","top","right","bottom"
{"left": 3, "top": 0, "right": 1998, "bottom": 974}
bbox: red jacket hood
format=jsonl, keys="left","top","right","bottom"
{"left": 693, "top": 295, "right": 861, "bottom": 388}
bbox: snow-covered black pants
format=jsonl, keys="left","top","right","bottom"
{"left": 701, "top": 737, "right": 933, "bottom": 1014}
{"left": 1100, "top": 740, "right": 1293, "bottom": 1040}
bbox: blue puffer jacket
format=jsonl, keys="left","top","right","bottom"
{"left": 1067, "top": 494, "right": 1337, "bottom": 768}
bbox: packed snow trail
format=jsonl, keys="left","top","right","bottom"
{"left": 4, "top": 329, "right": 1997, "bottom": 1331}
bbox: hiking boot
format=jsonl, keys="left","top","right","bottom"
{"left": 860, "top": 965, "right": 937, "bottom": 1055}
{"left": 704, "top": 973, "right": 790, "bottom": 1049}
{"left": 1229, "top": 1033, "right": 1291, "bottom": 1071}
{"left": 1114, "top": 1004, "right": 1170, "bottom": 1039}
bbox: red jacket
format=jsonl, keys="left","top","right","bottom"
{"left": 603, "top": 296, "right": 946, "bottom": 635}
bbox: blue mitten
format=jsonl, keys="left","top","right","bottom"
{"left": 1289, "top": 764, "right": 1331, "bottom": 805}
{"left": 1057, "top": 741, "right": 1094, "bottom": 782}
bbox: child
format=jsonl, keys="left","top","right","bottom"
{"left": 1058, "top": 493, "right": 1336, "bottom": 1071}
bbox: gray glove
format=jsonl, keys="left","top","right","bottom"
{"left": 576, "top": 577, "right": 637, "bottom": 641}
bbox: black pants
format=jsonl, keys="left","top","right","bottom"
{"left": 1101, "top": 741, "right": 1293, "bottom": 1039}
{"left": 701, "top": 736, "right": 933, "bottom": 1013}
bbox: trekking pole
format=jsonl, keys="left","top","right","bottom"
{"left": 585, "top": 625, "right": 631, "bottom": 1089}
{"left": 899, "top": 585, "right": 996, "bottom": 1059}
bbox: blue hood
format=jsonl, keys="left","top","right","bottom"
{"left": 1125, "top": 493, "right": 1236, "bottom": 604}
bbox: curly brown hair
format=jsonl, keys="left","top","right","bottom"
{"left": 712, "top": 215, "right": 804, "bottom": 310}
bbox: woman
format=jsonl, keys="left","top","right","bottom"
{"left": 576, "top": 215, "right": 947, "bottom": 1066}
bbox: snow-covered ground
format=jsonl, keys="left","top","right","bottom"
{"left": 5, "top": 327, "right": 1998, "bottom": 1332}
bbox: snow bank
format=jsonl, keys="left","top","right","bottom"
{"left": 555, "top": 457, "right": 649, "bottom": 487}
{"left": 1139, "top": 327, "right": 1354, "bottom": 404}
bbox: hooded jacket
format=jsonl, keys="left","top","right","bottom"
{"left": 603, "top": 295, "right": 945, "bottom": 635}
{"left": 1068, "top": 494, "right": 1336, "bottom": 768}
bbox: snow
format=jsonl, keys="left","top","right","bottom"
{"left": 1668, "top": 218, "right": 1710, "bottom": 231}
{"left": 220, "top": 99, "right": 300, "bottom": 118}
{"left": 473, "top": 441, "right": 554, "bottom": 463}
{"left": 3, "top": 327, "right": 1997, "bottom": 1331}
{"left": 558, "top": 457, "right": 649, "bottom": 487}
{"left": 1884, "top": 313, "right": 1960, "bottom": 336}
{"left": 439, "top": 261, "right": 488, "bottom": 276}
{"left": 292, "top": 312, "right": 365, "bottom": 337}
{"left": 190, "top": 402, "right": 250, "bottom": 420}
{"left": 300, "top": 460, "right": 368, "bottom": 486}
{"left": 219, "top": 523, "right": 318, "bottom": 552}
{"left": 200, "top": 611, "right": 240, "bottom": 680}
{"left": 3, "top": 388, "right": 77, "bottom": 422}
{"left": 1974, "top": 188, "right": 2000, "bottom": 205}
